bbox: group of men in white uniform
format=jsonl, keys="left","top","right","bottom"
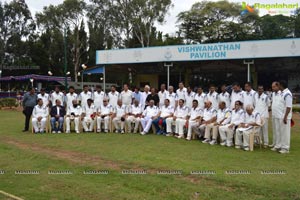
{"left": 30, "top": 80, "right": 293, "bottom": 153}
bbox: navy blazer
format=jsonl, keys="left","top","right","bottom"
{"left": 50, "top": 106, "right": 66, "bottom": 118}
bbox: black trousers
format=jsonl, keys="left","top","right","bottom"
{"left": 23, "top": 106, "right": 34, "bottom": 131}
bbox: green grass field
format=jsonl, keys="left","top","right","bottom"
{"left": 0, "top": 110, "right": 300, "bottom": 200}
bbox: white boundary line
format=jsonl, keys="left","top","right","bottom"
{"left": 0, "top": 190, "right": 24, "bottom": 200}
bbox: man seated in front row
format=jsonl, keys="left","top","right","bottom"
{"left": 126, "top": 99, "right": 143, "bottom": 133}
{"left": 140, "top": 100, "right": 160, "bottom": 135}
{"left": 50, "top": 99, "right": 65, "bottom": 133}
{"left": 235, "top": 104, "right": 261, "bottom": 151}
{"left": 186, "top": 100, "right": 203, "bottom": 141}
{"left": 152, "top": 99, "right": 174, "bottom": 135}
{"left": 65, "top": 100, "right": 82, "bottom": 133}
{"left": 96, "top": 98, "right": 113, "bottom": 133}
{"left": 32, "top": 98, "right": 49, "bottom": 133}
{"left": 112, "top": 99, "right": 127, "bottom": 133}
{"left": 81, "top": 99, "right": 96, "bottom": 132}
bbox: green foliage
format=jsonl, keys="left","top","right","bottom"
{"left": 293, "top": 106, "right": 300, "bottom": 113}
{"left": 0, "top": 98, "right": 18, "bottom": 108}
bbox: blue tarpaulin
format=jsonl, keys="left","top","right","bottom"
{"left": 83, "top": 66, "right": 104, "bottom": 74}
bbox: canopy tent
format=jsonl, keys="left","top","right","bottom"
{"left": 0, "top": 74, "right": 71, "bottom": 82}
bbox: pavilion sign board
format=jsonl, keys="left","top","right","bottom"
{"left": 96, "top": 38, "right": 300, "bottom": 65}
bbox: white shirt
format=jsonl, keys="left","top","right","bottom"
{"left": 216, "top": 108, "right": 231, "bottom": 125}
{"left": 37, "top": 93, "right": 50, "bottom": 107}
{"left": 140, "top": 91, "right": 150, "bottom": 108}
{"left": 231, "top": 108, "right": 245, "bottom": 126}
{"left": 160, "top": 105, "right": 174, "bottom": 118}
{"left": 51, "top": 92, "right": 64, "bottom": 105}
{"left": 158, "top": 90, "right": 168, "bottom": 107}
{"left": 184, "top": 91, "right": 196, "bottom": 109}
{"left": 254, "top": 93, "right": 270, "bottom": 118}
{"left": 142, "top": 105, "right": 160, "bottom": 118}
{"left": 219, "top": 92, "right": 231, "bottom": 108}
{"left": 203, "top": 107, "right": 217, "bottom": 121}
{"left": 194, "top": 93, "right": 207, "bottom": 110}
{"left": 207, "top": 91, "right": 219, "bottom": 110}
{"left": 79, "top": 91, "right": 92, "bottom": 107}
{"left": 174, "top": 105, "right": 189, "bottom": 118}
{"left": 65, "top": 93, "right": 78, "bottom": 108}
{"left": 281, "top": 88, "right": 293, "bottom": 119}
{"left": 230, "top": 90, "right": 244, "bottom": 109}
{"left": 176, "top": 87, "right": 187, "bottom": 101}
{"left": 108, "top": 91, "right": 119, "bottom": 108}
{"left": 128, "top": 104, "right": 143, "bottom": 115}
{"left": 189, "top": 107, "right": 203, "bottom": 121}
{"left": 243, "top": 89, "right": 256, "bottom": 109}
{"left": 82, "top": 104, "right": 96, "bottom": 116}
{"left": 93, "top": 91, "right": 106, "bottom": 108}
{"left": 99, "top": 104, "right": 113, "bottom": 115}
{"left": 245, "top": 111, "right": 261, "bottom": 127}
{"left": 32, "top": 105, "right": 48, "bottom": 118}
{"left": 166, "top": 92, "right": 178, "bottom": 108}
{"left": 114, "top": 105, "right": 127, "bottom": 117}
{"left": 271, "top": 91, "right": 284, "bottom": 119}
{"left": 121, "top": 90, "right": 133, "bottom": 106}
{"left": 67, "top": 105, "right": 82, "bottom": 116}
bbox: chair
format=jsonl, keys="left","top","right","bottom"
{"left": 31, "top": 116, "right": 49, "bottom": 133}
{"left": 95, "top": 116, "right": 113, "bottom": 133}
{"left": 249, "top": 118, "right": 264, "bottom": 151}
{"left": 64, "top": 116, "right": 83, "bottom": 133}
{"left": 49, "top": 116, "right": 66, "bottom": 133}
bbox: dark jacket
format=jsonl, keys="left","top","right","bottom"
{"left": 50, "top": 106, "right": 66, "bottom": 118}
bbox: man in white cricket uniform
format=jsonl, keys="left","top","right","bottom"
{"left": 194, "top": 87, "right": 207, "bottom": 110}
{"left": 140, "top": 100, "right": 160, "bottom": 135}
{"left": 120, "top": 84, "right": 133, "bottom": 106}
{"left": 32, "top": 98, "right": 49, "bottom": 133}
{"left": 207, "top": 85, "right": 219, "bottom": 110}
{"left": 219, "top": 85, "right": 230, "bottom": 108}
{"left": 277, "top": 80, "right": 293, "bottom": 154}
{"left": 50, "top": 86, "right": 64, "bottom": 106}
{"left": 140, "top": 85, "right": 150, "bottom": 109}
{"left": 112, "top": 99, "right": 127, "bottom": 133}
{"left": 184, "top": 86, "right": 196, "bottom": 109}
{"left": 204, "top": 101, "right": 231, "bottom": 145}
{"left": 81, "top": 99, "right": 96, "bottom": 132}
{"left": 243, "top": 82, "right": 256, "bottom": 110}
{"left": 96, "top": 98, "right": 113, "bottom": 133}
{"left": 186, "top": 100, "right": 203, "bottom": 140}
{"left": 37, "top": 88, "right": 50, "bottom": 107}
{"left": 152, "top": 99, "right": 174, "bottom": 135}
{"left": 107, "top": 85, "right": 119, "bottom": 108}
{"left": 230, "top": 82, "right": 244, "bottom": 110}
{"left": 126, "top": 99, "right": 143, "bottom": 133}
{"left": 65, "top": 100, "right": 82, "bottom": 133}
{"left": 235, "top": 105, "right": 261, "bottom": 151}
{"left": 158, "top": 84, "right": 167, "bottom": 108}
{"left": 93, "top": 85, "right": 106, "bottom": 109}
{"left": 219, "top": 100, "right": 245, "bottom": 147}
{"left": 254, "top": 85, "right": 270, "bottom": 147}
{"left": 65, "top": 86, "right": 78, "bottom": 110}
{"left": 166, "top": 86, "right": 178, "bottom": 108}
{"left": 79, "top": 85, "right": 92, "bottom": 108}
{"left": 176, "top": 82, "right": 187, "bottom": 102}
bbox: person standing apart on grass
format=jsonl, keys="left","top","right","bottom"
{"left": 277, "top": 80, "right": 293, "bottom": 154}
{"left": 65, "top": 100, "right": 82, "bottom": 134}
{"left": 50, "top": 99, "right": 66, "bottom": 133}
{"left": 112, "top": 99, "right": 127, "bottom": 133}
{"left": 32, "top": 98, "right": 48, "bottom": 133}
{"left": 186, "top": 100, "right": 203, "bottom": 141}
{"left": 254, "top": 85, "right": 271, "bottom": 148}
{"left": 22, "top": 87, "right": 37, "bottom": 132}
{"left": 140, "top": 100, "right": 160, "bottom": 135}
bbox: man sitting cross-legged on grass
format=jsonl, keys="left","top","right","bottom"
{"left": 219, "top": 100, "right": 245, "bottom": 147}
{"left": 112, "top": 99, "right": 127, "bottom": 134}
{"left": 186, "top": 100, "right": 203, "bottom": 141}
{"left": 166, "top": 99, "right": 189, "bottom": 139}
{"left": 235, "top": 104, "right": 261, "bottom": 151}
{"left": 81, "top": 99, "right": 96, "bottom": 133}
{"left": 140, "top": 100, "right": 160, "bottom": 135}
{"left": 96, "top": 98, "right": 113, "bottom": 133}
{"left": 126, "top": 99, "right": 143, "bottom": 133}
{"left": 191, "top": 101, "right": 217, "bottom": 141}
{"left": 50, "top": 99, "right": 66, "bottom": 133}
{"left": 65, "top": 100, "right": 82, "bottom": 133}
{"left": 152, "top": 98, "right": 174, "bottom": 135}
{"left": 32, "top": 98, "right": 49, "bottom": 133}
{"left": 204, "top": 101, "right": 231, "bottom": 145}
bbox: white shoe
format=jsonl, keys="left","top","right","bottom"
{"left": 220, "top": 141, "right": 226, "bottom": 146}
{"left": 66, "top": 130, "right": 70, "bottom": 133}
{"left": 57, "top": 131, "right": 61, "bottom": 133}
{"left": 244, "top": 147, "right": 250, "bottom": 151}
{"left": 166, "top": 133, "right": 173, "bottom": 137}
{"left": 271, "top": 147, "right": 279, "bottom": 152}
{"left": 177, "top": 135, "right": 184, "bottom": 139}
{"left": 97, "top": 129, "right": 101, "bottom": 133}
{"left": 115, "top": 130, "right": 119, "bottom": 133}
{"left": 140, "top": 131, "right": 146, "bottom": 135}
{"left": 104, "top": 129, "right": 108, "bottom": 133}
{"left": 202, "top": 139, "right": 210, "bottom": 144}
{"left": 226, "top": 143, "right": 233, "bottom": 147}
{"left": 209, "top": 140, "right": 217, "bottom": 145}
{"left": 121, "top": 130, "right": 125, "bottom": 134}
{"left": 186, "top": 137, "right": 191, "bottom": 141}
{"left": 52, "top": 131, "right": 56, "bottom": 133}
{"left": 279, "top": 149, "right": 289, "bottom": 154}
{"left": 235, "top": 146, "right": 241, "bottom": 149}
{"left": 269, "top": 144, "right": 275, "bottom": 148}
{"left": 76, "top": 130, "right": 80, "bottom": 134}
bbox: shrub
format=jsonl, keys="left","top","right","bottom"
{"left": 0, "top": 98, "right": 18, "bottom": 109}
